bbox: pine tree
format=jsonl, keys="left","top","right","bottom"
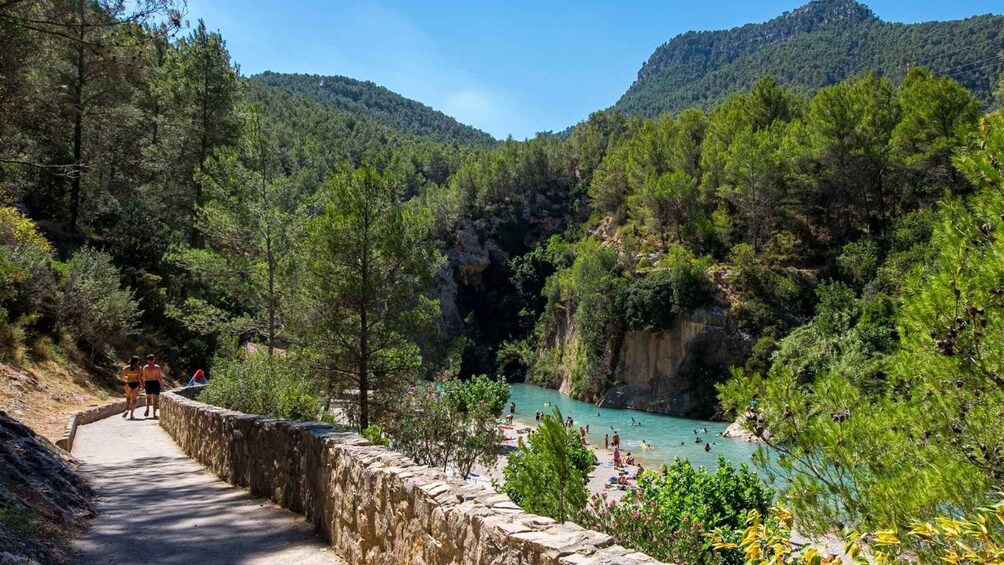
{"left": 303, "top": 166, "right": 443, "bottom": 430}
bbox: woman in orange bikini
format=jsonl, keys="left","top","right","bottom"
{"left": 141, "top": 353, "right": 164, "bottom": 419}
{"left": 120, "top": 356, "right": 142, "bottom": 419}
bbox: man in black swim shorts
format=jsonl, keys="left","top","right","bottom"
{"left": 141, "top": 354, "right": 164, "bottom": 418}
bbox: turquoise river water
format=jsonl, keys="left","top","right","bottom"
{"left": 506, "top": 383, "right": 767, "bottom": 473}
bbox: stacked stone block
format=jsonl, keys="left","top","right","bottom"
{"left": 160, "top": 388, "right": 662, "bottom": 565}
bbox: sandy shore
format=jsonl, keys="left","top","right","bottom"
{"left": 469, "top": 416, "right": 644, "bottom": 504}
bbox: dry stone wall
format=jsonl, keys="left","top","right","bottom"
{"left": 160, "top": 388, "right": 662, "bottom": 565}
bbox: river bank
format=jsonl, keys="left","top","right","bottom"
{"left": 469, "top": 414, "right": 646, "bottom": 504}
{"left": 505, "top": 383, "right": 764, "bottom": 471}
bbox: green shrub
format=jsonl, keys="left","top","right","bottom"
{"left": 838, "top": 238, "right": 880, "bottom": 287}
{"left": 500, "top": 408, "right": 592, "bottom": 523}
{"left": 625, "top": 250, "right": 715, "bottom": 332}
{"left": 0, "top": 208, "right": 56, "bottom": 361}
{"left": 384, "top": 376, "right": 508, "bottom": 478}
{"left": 200, "top": 351, "right": 319, "bottom": 420}
{"left": 658, "top": 245, "right": 716, "bottom": 309}
{"left": 0, "top": 314, "right": 27, "bottom": 363}
{"left": 362, "top": 424, "right": 389, "bottom": 446}
{"left": 56, "top": 248, "right": 139, "bottom": 359}
{"left": 581, "top": 456, "right": 772, "bottom": 564}
{"left": 0, "top": 207, "right": 54, "bottom": 317}
{"left": 624, "top": 271, "right": 677, "bottom": 331}
{"left": 726, "top": 243, "right": 803, "bottom": 333}
{"left": 29, "top": 335, "right": 55, "bottom": 362}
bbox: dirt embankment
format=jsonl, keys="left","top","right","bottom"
{"left": 0, "top": 360, "right": 119, "bottom": 443}
{"left": 0, "top": 356, "right": 179, "bottom": 443}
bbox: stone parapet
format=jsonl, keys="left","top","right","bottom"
{"left": 57, "top": 397, "right": 146, "bottom": 452}
{"left": 160, "top": 388, "right": 663, "bottom": 565}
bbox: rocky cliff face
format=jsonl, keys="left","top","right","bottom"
{"left": 601, "top": 308, "right": 741, "bottom": 417}
{"left": 552, "top": 307, "right": 745, "bottom": 418}
{"left": 431, "top": 191, "right": 579, "bottom": 378}
{"left": 433, "top": 218, "right": 494, "bottom": 335}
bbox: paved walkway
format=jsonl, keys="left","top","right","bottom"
{"left": 71, "top": 411, "right": 343, "bottom": 565}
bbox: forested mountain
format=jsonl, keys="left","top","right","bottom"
{"left": 6, "top": 1, "right": 1004, "bottom": 562}
{"left": 244, "top": 80, "right": 473, "bottom": 188}
{"left": 250, "top": 71, "right": 496, "bottom": 146}
{"left": 615, "top": 0, "right": 1004, "bottom": 117}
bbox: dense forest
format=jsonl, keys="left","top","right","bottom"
{"left": 251, "top": 71, "right": 496, "bottom": 146}
{"left": 4, "top": 0, "right": 1004, "bottom": 562}
{"left": 616, "top": 0, "right": 1004, "bottom": 118}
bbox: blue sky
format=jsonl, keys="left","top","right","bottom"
{"left": 185, "top": 0, "right": 1003, "bottom": 139}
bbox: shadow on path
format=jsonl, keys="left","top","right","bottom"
{"left": 71, "top": 412, "right": 341, "bottom": 565}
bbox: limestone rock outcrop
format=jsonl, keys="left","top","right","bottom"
{"left": 549, "top": 307, "right": 744, "bottom": 418}
{"left": 600, "top": 307, "right": 743, "bottom": 418}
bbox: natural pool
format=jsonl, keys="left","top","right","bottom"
{"left": 507, "top": 383, "right": 768, "bottom": 474}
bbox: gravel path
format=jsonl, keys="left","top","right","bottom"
{"left": 70, "top": 410, "right": 343, "bottom": 565}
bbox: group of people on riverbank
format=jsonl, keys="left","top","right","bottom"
{"left": 119, "top": 354, "right": 164, "bottom": 420}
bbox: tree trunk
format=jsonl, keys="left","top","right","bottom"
{"left": 323, "top": 374, "right": 334, "bottom": 412}
{"left": 190, "top": 37, "right": 211, "bottom": 248}
{"left": 266, "top": 243, "right": 275, "bottom": 355}
{"left": 359, "top": 221, "right": 370, "bottom": 431}
{"left": 359, "top": 314, "right": 369, "bottom": 431}
{"left": 260, "top": 119, "right": 275, "bottom": 356}
{"left": 69, "top": 2, "right": 85, "bottom": 231}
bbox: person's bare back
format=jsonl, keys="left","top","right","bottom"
{"left": 141, "top": 354, "right": 164, "bottom": 418}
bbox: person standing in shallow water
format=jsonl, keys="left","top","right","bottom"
{"left": 141, "top": 354, "right": 164, "bottom": 419}
{"left": 120, "top": 356, "right": 142, "bottom": 420}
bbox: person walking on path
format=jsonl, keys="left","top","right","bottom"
{"left": 142, "top": 354, "right": 164, "bottom": 419}
{"left": 120, "top": 356, "right": 143, "bottom": 419}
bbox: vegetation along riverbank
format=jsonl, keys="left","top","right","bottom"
{"left": 4, "top": 0, "right": 1004, "bottom": 562}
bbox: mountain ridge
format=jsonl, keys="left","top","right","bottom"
{"left": 616, "top": 0, "right": 1004, "bottom": 118}
{"left": 250, "top": 71, "right": 496, "bottom": 146}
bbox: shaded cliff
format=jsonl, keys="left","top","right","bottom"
{"left": 602, "top": 308, "right": 742, "bottom": 417}
{"left": 431, "top": 183, "right": 581, "bottom": 379}
{"left": 548, "top": 306, "right": 745, "bottom": 418}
